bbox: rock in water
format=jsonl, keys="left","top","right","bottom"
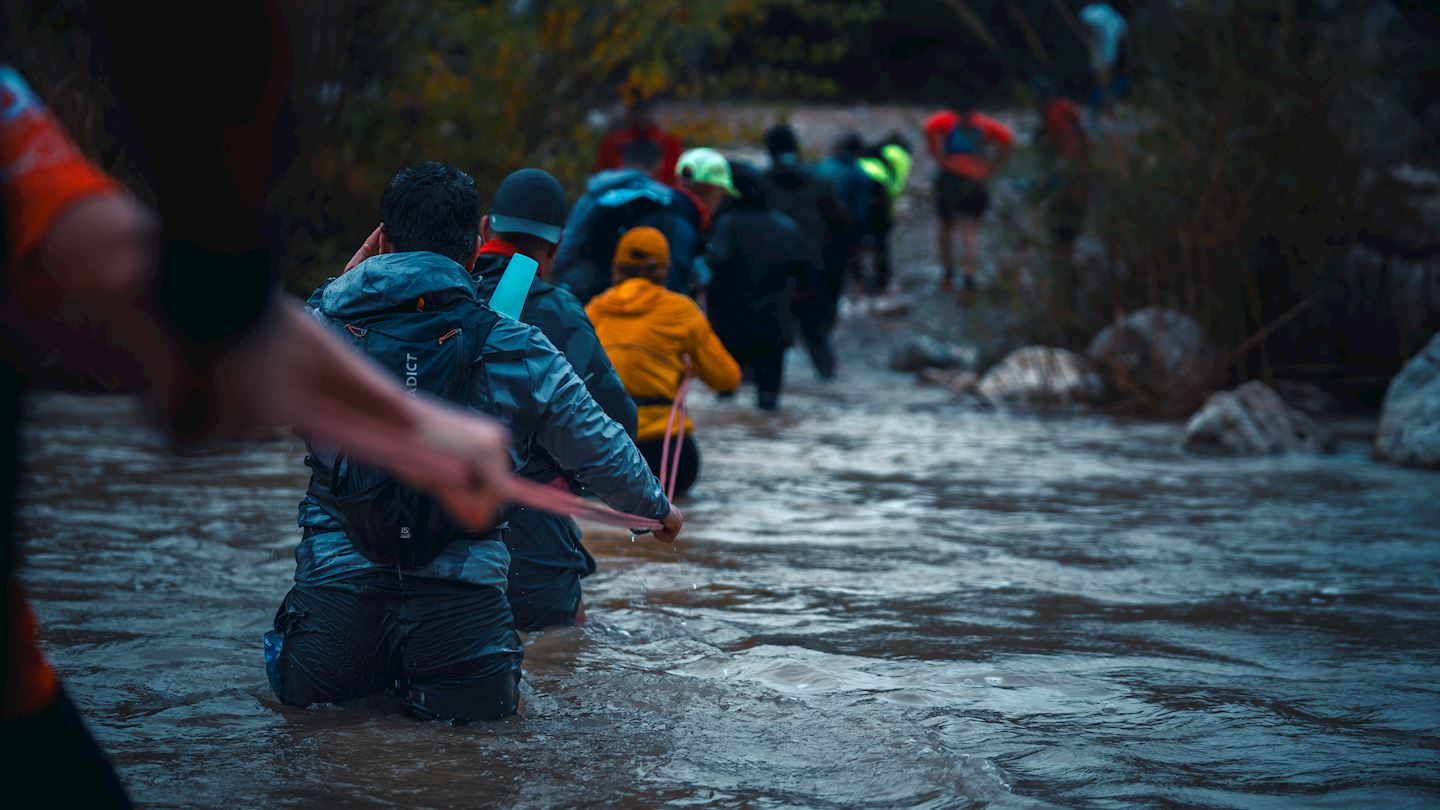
{"left": 978, "top": 346, "right": 1105, "bottom": 407}
{"left": 888, "top": 335, "right": 976, "bottom": 373}
{"left": 1273, "top": 379, "right": 1342, "bottom": 418}
{"left": 1088, "top": 308, "right": 1223, "bottom": 415}
{"left": 1182, "top": 381, "right": 1333, "bottom": 455}
{"left": 1375, "top": 332, "right": 1440, "bottom": 470}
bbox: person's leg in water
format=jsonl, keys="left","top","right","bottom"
{"left": 872, "top": 205, "right": 894, "bottom": 295}
{"left": 265, "top": 568, "right": 397, "bottom": 709}
{"left": 936, "top": 171, "right": 961, "bottom": 290}
{"left": 960, "top": 219, "right": 979, "bottom": 303}
{"left": 398, "top": 576, "right": 522, "bottom": 722}
{"left": 635, "top": 435, "right": 701, "bottom": 499}
{"left": 795, "top": 295, "right": 837, "bottom": 379}
{"left": 750, "top": 348, "right": 785, "bottom": 411}
{"left": 503, "top": 508, "right": 594, "bottom": 632}
{"left": 938, "top": 217, "right": 957, "bottom": 291}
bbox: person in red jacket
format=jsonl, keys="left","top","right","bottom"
{"left": 1036, "top": 86, "right": 1091, "bottom": 260}
{"left": 594, "top": 99, "right": 684, "bottom": 186}
{"left": 924, "top": 94, "right": 1014, "bottom": 302}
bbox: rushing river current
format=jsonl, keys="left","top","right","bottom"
{"left": 15, "top": 352, "right": 1440, "bottom": 808}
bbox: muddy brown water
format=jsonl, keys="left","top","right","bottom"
{"left": 16, "top": 356, "right": 1440, "bottom": 808}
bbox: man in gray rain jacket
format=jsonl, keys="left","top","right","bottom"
{"left": 472, "top": 167, "right": 636, "bottom": 631}
{"left": 264, "top": 162, "right": 682, "bottom": 722}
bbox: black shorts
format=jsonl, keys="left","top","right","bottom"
{"left": 936, "top": 172, "right": 990, "bottom": 220}
{"left": 265, "top": 570, "right": 522, "bottom": 722}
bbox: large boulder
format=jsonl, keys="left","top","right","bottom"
{"left": 1375, "top": 332, "right": 1440, "bottom": 469}
{"left": 978, "top": 346, "right": 1105, "bottom": 407}
{"left": 1182, "top": 381, "right": 1334, "bottom": 455}
{"left": 1088, "top": 308, "right": 1224, "bottom": 416}
{"left": 888, "top": 335, "right": 977, "bottom": 373}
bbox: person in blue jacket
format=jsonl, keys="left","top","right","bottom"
{"left": 813, "top": 132, "right": 874, "bottom": 300}
{"left": 264, "top": 162, "right": 683, "bottom": 722}
{"left": 471, "top": 167, "right": 637, "bottom": 631}
{"left": 551, "top": 138, "right": 703, "bottom": 303}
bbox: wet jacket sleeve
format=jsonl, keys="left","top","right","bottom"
{"left": 541, "top": 291, "right": 638, "bottom": 438}
{"left": 685, "top": 302, "right": 742, "bottom": 394}
{"left": 498, "top": 327, "right": 669, "bottom": 519}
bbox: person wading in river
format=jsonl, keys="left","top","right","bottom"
{"left": 762, "top": 123, "right": 848, "bottom": 379}
{"left": 587, "top": 227, "right": 740, "bottom": 498}
{"left": 470, "top": 167, "right": 637, "bottom": 631}
{"left": 265, "top": 162, "right": 682, "bottom": 722}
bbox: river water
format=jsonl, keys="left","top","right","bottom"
{"left": 16, "top": 351, "right": 1440, "bottom": 808}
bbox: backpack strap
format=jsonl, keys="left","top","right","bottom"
{"left": 488, "top": 253, "right": 540, "bottom": 320}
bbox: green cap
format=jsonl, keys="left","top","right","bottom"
{"left": 676, "top": 147, "right": 739, "bottom": 197}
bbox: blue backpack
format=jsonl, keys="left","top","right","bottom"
{"left": 305, "top": 301, "right": 500, "bottom": 567}
{"left": 944, "top": 116, "right": 985, "bottom": 157}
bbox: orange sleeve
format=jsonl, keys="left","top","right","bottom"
{"left": 0, "top": 66, "right": 119, "bottom": 263}
{"left": 687, "top": 305, "right": 740, "bottom": 393}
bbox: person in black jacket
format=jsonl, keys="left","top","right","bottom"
{"left": 762, "top": 124, "right": 848, "bottom": 380}
{"left": 471, "top": 168, "right": 637, "bottom": 631}
{"left": 705, "top": 162, "right": 817, "bottom": 411}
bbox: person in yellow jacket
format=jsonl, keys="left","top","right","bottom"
{"left": 856, "top": 135, "right": 913, "bottom": 294}
{"left": 586, "top": 227, "right": 741, "bottom": 498}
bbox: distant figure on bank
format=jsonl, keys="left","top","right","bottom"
{"left": 762, "top": 123, "right": 848, "bottom": 379}
{"left": 594, "top": 98, "right": 684, "bottom": 186}
{"left": 267, "top": 162, "right": 679, "bottom": 722}
{"left": 587, "top": 227, "right": 740, "bottom": 498}
{"left": 706, "top": 162, "right": 817, "bottom": 411}
{"left": 856, "top": 133, "right": 914, "bottom": 295}
{"left": 924, "top": 94, "right": 1014, "bottom": 302}
{"left": 554, "top": 138, "right": 702, "bottom": 304}
{"left": 472, "top": 167, "right": 637, "bottom": 631}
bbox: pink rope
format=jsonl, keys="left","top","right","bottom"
{"left": 657, "top": 359, "right": 694, "bottom": 501}
{"left": 507, "top": 476, "right": 662, "bottom": 531}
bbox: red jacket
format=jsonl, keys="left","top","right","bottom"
{"left": 594, "top": 125, "right": 683, "bottom": 186}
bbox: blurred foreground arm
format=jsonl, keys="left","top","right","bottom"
{"left": 4, "top": 67, "right": 508, "bottom": 531}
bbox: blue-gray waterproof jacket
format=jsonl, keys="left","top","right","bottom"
{"left": 294, "top": 251, "right": 669, "bottom": 590}
{"left": 472, "top": 250, "right": 637, "bottom": 466}
{"left": 551, "top": 168, "right": 701, "bottom": 303}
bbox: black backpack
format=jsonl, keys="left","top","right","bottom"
{"left": 305, "top": 300, "right": 500, "bottom": 568}
{"left": 577, "top": 186, "right": 671, "bottom": 272}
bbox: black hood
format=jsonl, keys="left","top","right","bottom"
{"left": 729, "top": 161, "right": 768, "bottom": 209}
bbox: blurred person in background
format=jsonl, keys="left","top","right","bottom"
{"left": 762, "top": 123, "right": 847, "bottom": 379}
{"left": 555, "top": 138, "right": 702, "bottom": 304}
{"left": 856, "top": 133, "right": 913, "bottom": 296}
{"left": 813, "top": 132, "right": 873, "bottom": 300}
{"left": 594, "top": 97, "right": 683, "bottom": 187}
{"left": 924, "top": 92, "right": 1014, "bottom": 303}
{"left": 705, "top": 162, "right": 817, "bottom": 412}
